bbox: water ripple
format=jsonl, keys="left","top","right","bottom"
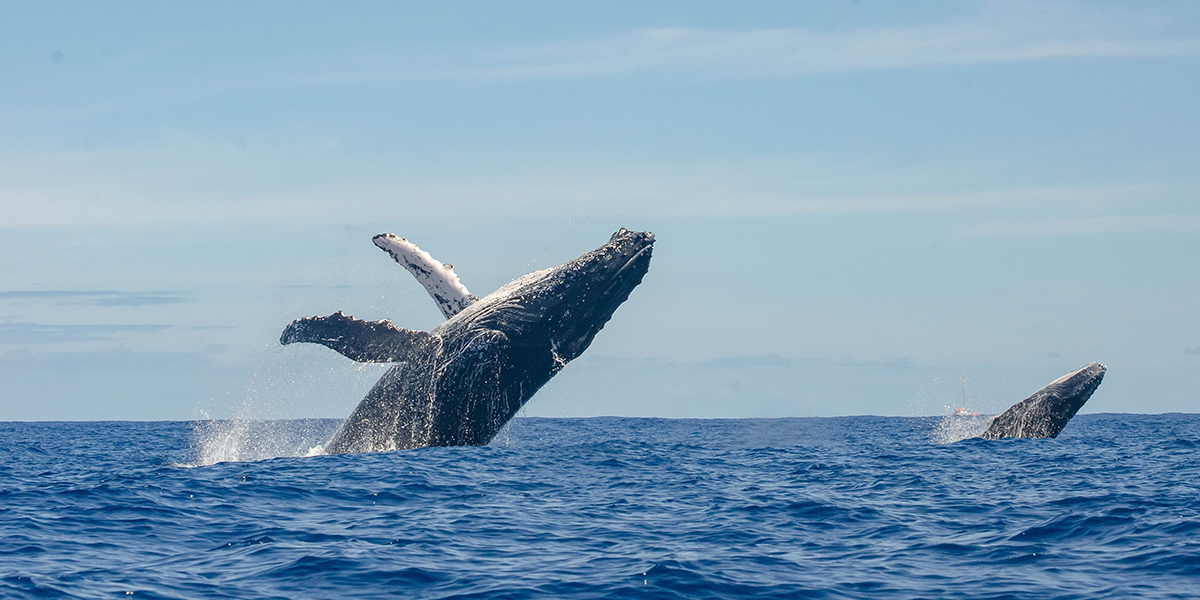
{"left": 0, "top": 415, "right": 1197, "bottom": 599}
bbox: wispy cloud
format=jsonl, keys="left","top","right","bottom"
{"left": 0, "top": 290, "right": 187, "bottom": 306}
{"left": 958, "top": 214, "right": 1200, "bottom": 238}
{"left": 0, "top": 148, "right": 1164, "bottom": 227}
{"left": 0, "top": 128, "right": 1126, "bottom": 227}
{"left": 0, "top": 1, "right": 1191, "bottom": 145}
{"left": 214, "top": 2, "right": 1200, "bottom": 87}
{"left": 411, "top": 2, "right": 1200, "bottom": 81}
{"left": 38, "top": 0, "right": 1179, "bottom": 101}
{"left": 0, "top": 322, "right": 173, "bottom": 345}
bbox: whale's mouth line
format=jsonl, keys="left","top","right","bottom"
{"left": 601, "top": 242, "right": 653, "bottom": 298}
{"left": 555, "top": 240, "right": 653, "bottom": 358}
{"left": 615, "top": 242, "right": 654, "bottom": 278}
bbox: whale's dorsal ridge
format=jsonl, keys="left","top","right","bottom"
{"left": 280, "top": 310, "right": 440, "bottom": 363}
{"left": 372, "top": 234, "right": 479, "bottom": 320}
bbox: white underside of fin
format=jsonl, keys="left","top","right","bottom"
{"left": 373, "top": 233, "right": 478, "bottom": 320}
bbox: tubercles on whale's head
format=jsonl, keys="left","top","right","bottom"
{"left": 543, "top": 228, "right": 654, "bottom": 361}
{"left": 1048, "top": 361, "right": 1106, "bottom": 389}
{"left": 1050, "top": 361, "right": 1106, "bottom": 401}
{"left": 464, "top": 228, "right": 653, "bottom": 367}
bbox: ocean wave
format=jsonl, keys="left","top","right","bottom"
{"left": 0, "top": 415, "right": 1196, "bottom": 599}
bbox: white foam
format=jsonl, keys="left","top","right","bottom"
{"left": 191, "top": 416, "right": 337, "bottom": 465}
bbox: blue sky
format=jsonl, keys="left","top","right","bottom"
{"left": 2, "top": 1, "right": 1198, "bottom": 420}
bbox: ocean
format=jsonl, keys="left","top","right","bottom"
{"left": 2, "top": 414, "right": 1197, "bottom": 599}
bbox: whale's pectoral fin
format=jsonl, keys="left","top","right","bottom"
{"left": 372, "top": 233, "right": 479, "bottom": 320}
{"left": 280, "top": 311, "right": 440, "bottom": 363}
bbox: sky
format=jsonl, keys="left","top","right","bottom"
{"left": 2, "top": 0, "right": 1198, "bottom": 421}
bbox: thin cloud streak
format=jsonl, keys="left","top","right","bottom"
{"left": 480, "top": 32, "right": 1198, "bottom": 81}
{"left": 0, "top": 290, "right": 187, "bottom": 306}
{"left": 0, "top": 175, "right": 1156, "bottom": 228}
{"left": 425, "top": 2, "right": 1200, "bottom": 81}
{"left": 0, "top": 132, "right": 1153, "bottom": 227}
{"left": 958, "top": 214, "right": 1200, "bottom": 238}
{"left": 1, "top": 2, "right": 1195, "bottom": 127}
{"left": 0, "top": 323, "right": 173, "bottom": 345}
{"left": 152, "top": 1, "right": 1200, "bottom": 90}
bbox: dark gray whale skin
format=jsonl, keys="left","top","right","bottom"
{"left": 281, "top": 229, "right": 654, "bottom": 453}
{"left": 981, "top": 362, "right": 1106, "bottom": 439}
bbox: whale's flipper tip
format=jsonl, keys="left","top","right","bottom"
{"left": 278, "top": 311, "right": 439, "bottom": 363}
{"left": 372, "top": 233, "right": 477, "bottom": 320}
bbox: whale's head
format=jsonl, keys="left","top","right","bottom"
{"left": 545, "top": 228, "right": 654, "bottom": 361}
{"left": 1043, "top": 361, "right": 1107, "bottom": 411}
{"left": 464, "top": 228, "right": 654, "bottom": 363}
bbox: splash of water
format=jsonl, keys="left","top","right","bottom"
{"left": 189, "top": 344, "right": 385, "bottom": 465}
{"left": 931, "top": 407, "right": 995, "bottom": 444}
{"left": 191, "top": 416, "right": 340, "bottom": 466}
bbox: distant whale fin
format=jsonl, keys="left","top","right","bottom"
{"left": 372, "top": 234, "right": 479, "bottom": 320}
{"left": 280, "top": 311, "right": 440, "bottom": 363}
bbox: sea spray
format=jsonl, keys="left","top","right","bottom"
{"left": 191, "top": 344, "right": 386, "bottom": 465}
{"left": 930, "top": 408, "right": 994, "bottom": 443}
{"left": 911, "top": 373, "right": 1008, "bottom": 443}
{"left": 192, "top": 417, "right": 341, "bottom": 465}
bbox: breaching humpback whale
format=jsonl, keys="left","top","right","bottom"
{"left": 281, "top": 228, "right": 654, "bottom": 453}
{"left": 981, "top": 362, "right": 1106, "bottom": 439}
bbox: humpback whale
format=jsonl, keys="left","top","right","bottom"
{"left": 981, "top": 362, "right": 1106, "bottom": 439}
{"left": 281, "top": 228, "right": 654, "bottom": 453}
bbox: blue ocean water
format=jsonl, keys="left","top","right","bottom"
{"left": 2, "top": 414, "right": 1198, "bottom": 599}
